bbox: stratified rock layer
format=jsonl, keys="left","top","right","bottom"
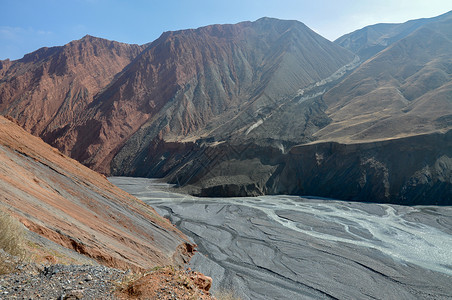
{"left": 0, "top": 116, "right": 191, "bottom": 271}
{"left": 163, "top": 130, "right": 452, "bottom": 205}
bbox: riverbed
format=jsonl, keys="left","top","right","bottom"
{"left": 109, "top": 177, "right": 452, "bottom": 299}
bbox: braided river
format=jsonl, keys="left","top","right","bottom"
{"left": 110, "top": 177, "right": 452, "bottom": 299}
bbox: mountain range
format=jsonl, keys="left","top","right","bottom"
{"left": 1, "top": 11, "right": 451, "bottom": 204}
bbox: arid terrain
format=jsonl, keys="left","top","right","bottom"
{"left": 1, "top": 13, "right": 451, "bottom": 204}
{"left": 0, "top": 9, "right": 451, "bottom": 300}
{"left": 0, "top": 115, "right": 190, "bottom": 271}
{"left": 0, "top": 115, "right": 215, "bottom": 298}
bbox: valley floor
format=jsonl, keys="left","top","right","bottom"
{"left": 110, "top": 177, "right": 452, "bottom": 300}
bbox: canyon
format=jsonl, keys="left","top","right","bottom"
{"left": 0, "top": 9, "right": 451, "bottom": 299}
{"left": 1, "top": 13, "right": 451, "bottom": 204}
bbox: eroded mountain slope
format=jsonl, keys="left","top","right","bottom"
{"left": 108, "top": 18, "right": 355, "bottom": 176}
{"left": 0, "top": 35, "right": 143, "bottom": 140}
{"left": 317, "top": 15, "right": 452, "bottom": 143}
{"left": 0, "top": 116, "right": 191, "bottom": 271}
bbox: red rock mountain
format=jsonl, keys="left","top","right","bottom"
{"left": 0, "top": 35, "right": 143, "bottom": 137}
{"left": 0, "top": 115, "right": 191, "bottom": 271}
{"left": 1, "top": 18, "right": 355, "bottom": 174}
{"left": 82, "top": 18, "right": 355, "bottom": 174}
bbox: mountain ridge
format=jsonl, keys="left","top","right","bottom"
{"left": 0, "top": 35, "right": 144, "bottom": 136}
{"left": 317, "top": 15, "right": 452, "bottom": 143}
{"left": 335, "top": 10, "right": 452, "bottom": 60}
{"left": 0, "top": 14, "right": 451, "bottom": 204}
{"left": 38, "top": 17, "right": 354, "bottom": 174}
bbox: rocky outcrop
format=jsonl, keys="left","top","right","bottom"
{"left": 163, "top": 130, "right": 452, "bottom": 205}
{"left": 0, "top": 116, "right": 192, "bottom": 271}
{"left": 117, "top": 267, "right": 215, "bottom": 299}
{"left": 190, "top": 273, "right": 213, "bottom": 292}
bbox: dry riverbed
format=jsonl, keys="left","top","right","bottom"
{"left": 110, "top": 177, "right": 452, "bottom": 300}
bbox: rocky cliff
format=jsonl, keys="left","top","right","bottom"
{"left": 163, "top": 130, "right": 452, "bottom": 205}
{"left": 0, "top": 116, "right": 192, "bottom": 271}
{"left": 279, "top": 131, "right": 452, "bottom": 205}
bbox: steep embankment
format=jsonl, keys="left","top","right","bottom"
{"left": 0, "top": 116, "right": 192, "bottom": 271}
{"left": 278, "top": 131, "right": 452, "bottom": 205}
{"left": 164, "top": 130, "right": 452, "bottom": 205}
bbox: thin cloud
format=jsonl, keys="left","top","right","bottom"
{"left": 0, "top": 26, "right": 25, "bottom": 40}
{"left": 0, "top": 27, "right": 55, "bottom": 60}
{"left": 0, "top": 26, "right": 54, "bottom": 40}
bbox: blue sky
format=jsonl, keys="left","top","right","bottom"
{"left": 1, "top": 0, "right": 451, "bottom": 60}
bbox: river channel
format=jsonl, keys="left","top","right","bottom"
{"left": 109, "top": 177, "right": 452, "bottom": 299}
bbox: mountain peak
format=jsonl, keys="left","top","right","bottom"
{"left": 78, "top": 34, "right": 102, "bottom": 43}
{"left": 73, "top": 34, "right": 114, "bottom": 45}
{"left": 254, "top": 16, "right": 300, "bottom": 24}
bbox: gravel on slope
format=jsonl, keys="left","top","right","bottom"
{"left": 0, "top": 261, "right": 127, "bottom": 299}
{"left": 0, "top": 251, "right": 216, "bottom": 300}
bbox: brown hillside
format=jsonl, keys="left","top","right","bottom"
{"left": 0, "top": 116, "right": 191, "bottom": 272}
{"left": 317, "top": 21, "right": 452, "bottom": 143}
{"left": 0, "top": 35, "right": 143, "bottom": 137}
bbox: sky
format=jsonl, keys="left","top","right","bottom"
{"left": 1, "top": 0, "right": 451, "bottom": 60}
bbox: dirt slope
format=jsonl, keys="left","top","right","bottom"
{"left": 0, "top": 116, "right": 192, "bottom": 272}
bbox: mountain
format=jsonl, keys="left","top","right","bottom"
{"left": 107, "top": 18, "right": 355, "bottom": 175}
{"left": 0, "top": 35, "right": 143, "bottom": 137}
{"left": 157, "top": 13, "right": 452, "bottom": 204}
{"left": 32, "top": 18, "right": 355, "bottom": 174}
{"left": 1, "top": 14, "right": 451, "bottom": 204}
{"left": 335, "top": 10, "right": 452, "bottom": 60}
{"left": 0, "top": 116, "right": 192, "bottom": 271}
{"left": 316, "top": 11, "right": 452, "bottom": 143}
